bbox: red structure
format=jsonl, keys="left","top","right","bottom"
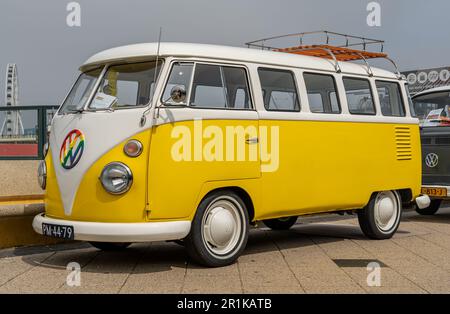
{"left": 0, "top": 144, "right": 37, "bottom": 156}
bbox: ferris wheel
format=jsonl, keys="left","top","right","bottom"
{"left": 1, "top": 63, "right": 24, "bottom": 136}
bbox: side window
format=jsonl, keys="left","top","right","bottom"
{"left": 189, "top": 64, "right": 252, "bottom": 109}
{"left": 222, "top": 66, "right": 252, "bottom": 109}
{"left": 376, "top": 80, "right": 406, "bottom": 117}
{"left": 190, "top": 64, "right": 226, "bottom": 108}
{"left": 162, "top": 62, "right": 194, "bottom": 105}
{"left": 258, "top": 68, "right": 300, "bottom": 112}
{"left": 303, "top": 73, "right": 341, "bottom": 113}
{"left": 342, "top": 77, "right": 376, "bottom": 115}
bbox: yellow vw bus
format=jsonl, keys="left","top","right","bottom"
{"left": 33, "top": 41, "right": 429, "bottom": 267}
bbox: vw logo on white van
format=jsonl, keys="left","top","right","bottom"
{"left": 425, "top": 153, "right": 439, "bottom": 168}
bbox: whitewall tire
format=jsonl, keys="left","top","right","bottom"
{"left": 185, "top": 191, "right": 249, "bottom": 267}
{"left": 358, "top": 190, "right": 402, "bottom": 239}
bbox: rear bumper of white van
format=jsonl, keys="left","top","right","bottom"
{"left": 32, "top": 213, "right": 191, "bottom": 242}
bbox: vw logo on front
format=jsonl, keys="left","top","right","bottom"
{"left": 60, "top": 129, "right": 85, "bottom": 170}
{"left": 425, "top": 153, "right": 439, "bottom": 168}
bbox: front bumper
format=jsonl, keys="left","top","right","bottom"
{"left": 32, "top": 213, "right": 191, "bottom": 242}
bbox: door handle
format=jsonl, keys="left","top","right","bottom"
{"left": 246, "top": 137, "right": 259, "bottom": 144}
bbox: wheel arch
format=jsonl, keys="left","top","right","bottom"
{"left": 398, "top": 188, "right": 413, "bottom": 205}
{"left": 195, "top": 186, "right": 255, "bottom": 223}
{"left": 364, "top": 189, "right": 410, "bottom": 208}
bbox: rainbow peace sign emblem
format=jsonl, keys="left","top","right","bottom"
{"left": 60, "top": 129, "right": 85, "bottom": 169}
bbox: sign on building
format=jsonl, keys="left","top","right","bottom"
{"left": 402, "top": 66, "right": 450, "bottom": 95}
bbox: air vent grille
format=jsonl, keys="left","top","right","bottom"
{"left": 435, "top": 137, "right": 450, "bottom": 145}
{"left": 395, "top": 127, "right": 412, "bottom": 161}
{"left": 421, "top": 137, "right": 432, "bottom": 145}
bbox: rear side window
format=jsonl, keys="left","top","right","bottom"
{"left": 258, "top": 68, "right": 300, "bottom": 112}
{"left": 303, "top": 73, "right": 340, "bottom": 113}
{"left": 376, "top": 80, "right": 406, "bottom": 117}
{"left": 190, "top": 64, "right": 252, "bottom": 109}
{"left": 342, "top": 77, "right": 375, "bottom": 115}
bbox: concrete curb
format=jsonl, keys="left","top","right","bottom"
{"left": 0, "top": 204, "right": 64, "bottom": 249}
{"left": 0, "top": 203, "right": 44, "bottom": 218}
{"left": 0, "top": 160, "right": 64, "bottom": 249}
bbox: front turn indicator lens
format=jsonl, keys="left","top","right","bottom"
{"left": 123, "top": 140, "right": 143, "bottom": 157}
{"left": 99, "top": 162, "right": 133, "bottom": 195}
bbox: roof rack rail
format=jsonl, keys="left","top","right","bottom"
{"left": 245, "top": 31, "right": 402, "bottom": 79}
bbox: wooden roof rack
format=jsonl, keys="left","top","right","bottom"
{"left": 276, "top": 44, "right": 387, "bottom": 61}
{"left": 245, "top": 31, "right": 402, "bottom": 78}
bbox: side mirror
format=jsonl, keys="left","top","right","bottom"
{"left": 169, "top": 85, "right": 187, "bottom": 104}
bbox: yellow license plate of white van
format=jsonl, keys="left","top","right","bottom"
{"left": 421, "top": 187, "right": 447, "bottom": 197}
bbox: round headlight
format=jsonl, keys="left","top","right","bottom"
{"left": 38, "top": 160, "right": 47, "bottom": 190}
{"left": 43, "top": 142, "right": 49, "bottom": 158}
{"left": 99, "top": 162, "right": 133, "bottom": 195}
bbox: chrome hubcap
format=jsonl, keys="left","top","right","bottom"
{"left": 202, "top": 197, "right": 243, "bottom": 257}
{"left": 374, "top": 191, "right": 399, "bottom": 232}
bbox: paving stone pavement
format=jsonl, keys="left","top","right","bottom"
{"left": 1, "top": 207, "right": 449, "bottom": 294}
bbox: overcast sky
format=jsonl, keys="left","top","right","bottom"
{"left": 1, "top": 0, "right": 450, "bottom": 106}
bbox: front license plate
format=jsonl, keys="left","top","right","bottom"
{"left": 421, "top": 187, "right": 447, "bottom": 197}
{"left": 42, "top": 223, "right": 74, "bottom": 240}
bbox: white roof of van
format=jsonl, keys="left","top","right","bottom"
{"left": 412, "top": 86, "right": 450, "bottom": 98}
{"left": 81, "top": 42, "right": 398, "bottom": 79}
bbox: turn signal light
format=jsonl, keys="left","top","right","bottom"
{"left": 123, "top": 140, "right": 143, "bottom": 157}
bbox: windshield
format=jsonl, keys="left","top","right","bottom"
{"left": 90, "top": 61, "right": 162, "bottom": 110}
{"left": 412, "top": 91, "right": 450, "bottom": 127}
{"left": 59, "top": 60, "right": 162, "bottom": 114}
{"left": 59, "top": 67, "right": 102, "bottom": 114}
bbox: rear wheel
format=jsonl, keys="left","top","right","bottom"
{"left": 185, "top": 191, "right": 249, "bottom": 267}
{"left": 262, "top": 216, "right": 298, "bottom": 230}
{"left": 358, "top": 191, "right": 402, "bottom": 239}
{"left": 416, "top": 199, "right": 442, "bottom": 216}
{"left": 89, "top": 242, "right": 131, "bottom": 251}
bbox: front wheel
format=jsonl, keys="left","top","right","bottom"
{"left": 185, "top": 191, "right": 249, "bottom": 267}
{"left": 89, "top": 242, "right": 131, "bottom": 251}
{"left": 416, "top": 199, "right": 441, "bottom": 216}
{"left": 262, "top": 216, "right": 298, "bottom": 230}
{"left": 358, "top": 190, "right": 402, "bottom": 239}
